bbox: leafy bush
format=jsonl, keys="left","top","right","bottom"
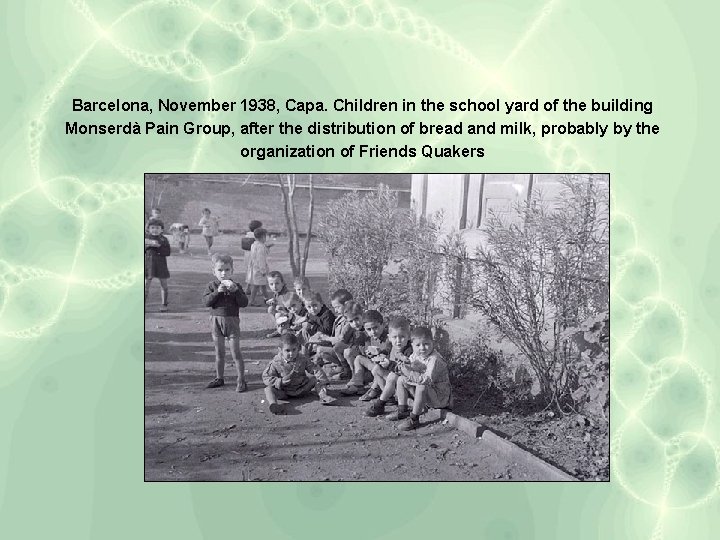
{"left": 318, "top": 185, "right": 409, "bottom": 305}
{"left": 446, "top": 334, "right": 507, "bottom": 398}
{"left": 470, "top": 175, "right": 609, "bottom": 410}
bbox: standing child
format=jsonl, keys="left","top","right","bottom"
{"left": 198, "top": 208, "right": 220, "bottom": 255}
{"left": 389, "top": 326, "right": 451, "bottom": 430}
{"left": 341, "top": 310, "right": 391, "bottom": 399}
{"left": 144, "top": 218, "right": 171, "bottom": 312}
{"left": 203, "top": 253, "right": 249, "bottom": 392}
{"left": 247, "top": 227, "right": 270, "bottom": 306}
{"left": 262, "top": 333, "right": 336, "bottom": 414}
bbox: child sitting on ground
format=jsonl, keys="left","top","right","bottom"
{"left": 265, "top": 271, "right": 289, "bottom": 338}
{"left": 262, "top": 333, "right": 336, "bottom": 414}
{"left": 363, "top": 317, "right": 413, "bottom": 413}
{"left": 336, "top": 301, "right": 369, "bottom": 382}
{"left": 302, "top": 292, "right": 336, "bottom": 356}
{"left": 341, "top": 309, "right": 392, "bottom": 400}
{"left": 367, "top": 326, "right": 451, "bottom": 430}
{"left": 144, "top": 218, "right": 171, "bottom": 312}
{"left": 202, "top": 253, "right": 249, "bottom": 392}
{"left": 292, "top": 276, "right": 312, "bottom": 301}
{"left": 311, "top": 289, "right": 354, "bottom": 379}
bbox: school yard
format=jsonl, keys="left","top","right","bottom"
{"left": 144, "top": 233, "right": 547, "bottom": 481}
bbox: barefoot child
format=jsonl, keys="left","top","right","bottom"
{"left": 144, "top": 218, "right": 171, "bottom": 312}
{"left": 392, "top": 326, "right": 451, "bottom": 430}
{"left": 247, "top": 228, "right": 270, "bottom": 307}
{"left": 262, "top": 333, "right": 336, "bottom": 414}
{"left": 203, "top": 254, "right": 249, "bottom": 392}
{"left": 341, "top": 310, "right": 391, "bottom": 399}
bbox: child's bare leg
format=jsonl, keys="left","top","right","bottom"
{"left": 214, "top": 337, "right": 225, "bottom": 379}
{"left": 379, "top": 372, "right": 399, "bottom": 401}
{"left": 144, "top": 277, "right": 153, "bottom": 302}
{"left": 264, "top": 386, "right": 280, "bottom": 406}
{"left": 229, "top": 337, "right": 246, "bottom": 391}
{"left": 396, "top": 376, "right": 409, "bottom": 406}
{"left": 159, "top": 278, "right": 168, "bottom": 306}
{"left": 411, "top": 384, "right": 427, "bottom": 415}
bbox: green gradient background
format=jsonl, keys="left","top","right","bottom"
{"left": 0, "top": 0, "right": 718, "bottom": 538}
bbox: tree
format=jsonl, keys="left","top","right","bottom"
{"left": 278, "top": 173, "right": 315, "bottom": 279}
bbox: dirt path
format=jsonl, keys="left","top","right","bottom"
{"left": 144, "top": 235, "right": 540, "bottom": 481}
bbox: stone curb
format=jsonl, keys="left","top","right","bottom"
{"left": 434, "top": 409, "right": 577, "bottom": 481}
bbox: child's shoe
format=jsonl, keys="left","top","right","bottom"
{"left": 386, "top": 406, "right": 410, "bottom": 421}
{"left": 269, "top": 403, "right": 283, "bottom": 415}
{"left": 364, "top": 399, "right": 386, "bottom": 417}
{"left": 318, "top": 388, "right": 337, "bottom": 405}
{"left": 206, "top": 377, "right": 225, "bottom": 388}
{"left": 386, "top": 395, "right": 398, "bottom": 406}
{"left": 359, "top": 387, "right": 381, "bottom": 401}
{"left": 236, "top": 380, "right": 248, "bottom": 393}
{"left": 340, "top": 384, "right": 364, "bottom": 396}
{"left": 330, "top": 369, "right": 352, "bottom": 381}
{"left": 398, "top": 415, "right": 420, "bottom": 431}
{"left": 159, "top": 304, "right": 168, "bottom": 312}
{"left": 265, "top": 330, "right": 281, "bottom": 338}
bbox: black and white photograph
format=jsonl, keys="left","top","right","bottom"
{"left": 144, "top": 173, "right": 609, "bottom": 481}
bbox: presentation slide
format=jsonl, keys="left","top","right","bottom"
{"left": 1, "top": 1, "right": 717, "bottom": 539}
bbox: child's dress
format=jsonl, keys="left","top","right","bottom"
{"left": 247, "top": 241, "right": 269, "bottom": 286}
{"left": 144, "top": 234, "right": 171, "bottom": 279}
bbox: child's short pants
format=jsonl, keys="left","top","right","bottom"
{"left": 211, "top": 316, "right": 241, "bottom": 339}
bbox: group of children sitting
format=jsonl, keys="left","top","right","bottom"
{"left": 203, "top": 252, "right": 452, "bottom": 432}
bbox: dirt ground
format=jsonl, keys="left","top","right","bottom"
{"left": 144, "top": 234, "right": 549, "bottom": 481}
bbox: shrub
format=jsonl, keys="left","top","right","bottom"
{"left": 470, "top": 175, "right": 609, "bottom": 410}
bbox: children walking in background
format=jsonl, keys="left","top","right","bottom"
{"left": 341, "top": 309, "right": 391, "bottom": 399}
{"left": 262, "top": 333, "right": 336, "bottom": 414}
{"left": 247, "top": 228, "right": 270, "bottom": 307}
{"left": 198, "top": 208, "right": 220, "bottom": 255}
{"left": 202, "top": 254, "right": 249, "bottom": 392}
{"left": 144, "top": 218, "right": 171, "bottom": 312}
{"left": 169, "top": 222, "right": 190, "bottom": 254}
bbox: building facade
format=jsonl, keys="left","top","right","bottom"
{"left": 411, "top": 173, "right": 609, "bottom": 251}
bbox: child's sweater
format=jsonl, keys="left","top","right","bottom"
{"left": 305, "top": 305, "right": 336, "bottom": 337}
{"left": 262, "top": 354, "right": 315, "bottom": 393}
{"left": 400, "top": 350, "right": 451, "bottom": 394}
{"left": 203, "top": 279, "right": 249, "bottom": 317}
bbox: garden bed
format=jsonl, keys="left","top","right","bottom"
{"left": 452, "top": 388, "right": 609, "bottom": 481}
